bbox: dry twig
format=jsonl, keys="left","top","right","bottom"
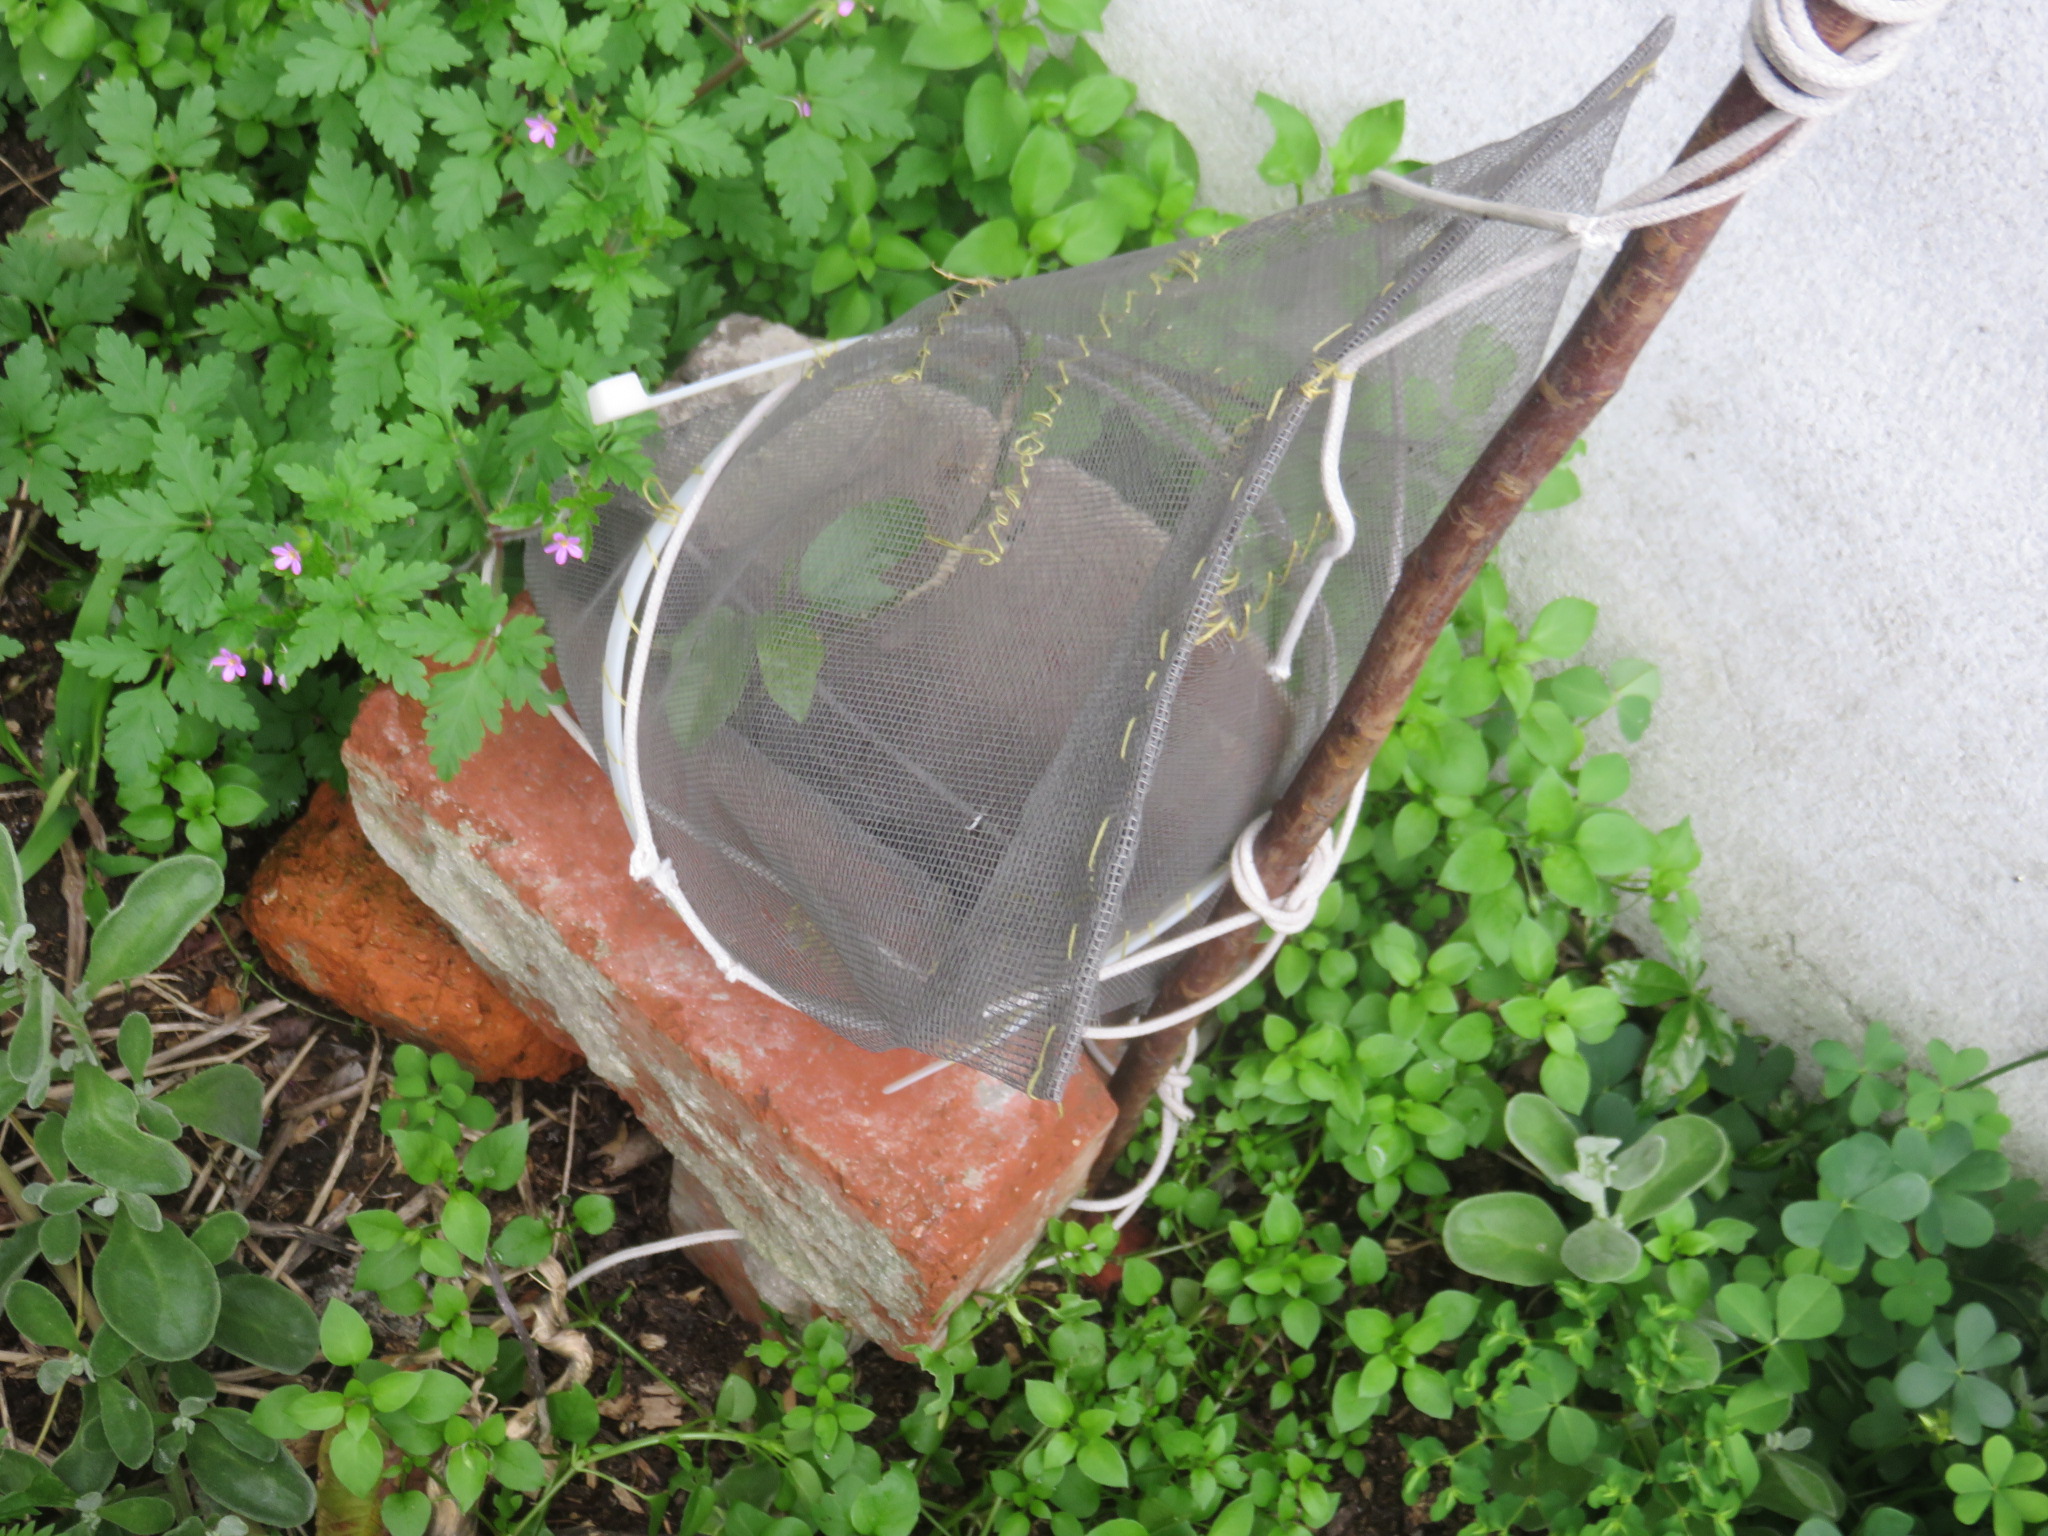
{"left": 260, "top": 1026, "right": 327, "bottom": 1113}
{"left": 267, "top": 1035, "right": 382, "bottom": 1276}
{"left": 558, "top": 1086, "right": 579, "bottom": 1202}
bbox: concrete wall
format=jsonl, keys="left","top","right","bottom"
{"left": 1094, "top": 1, "right": 2048, "bottom": 1164}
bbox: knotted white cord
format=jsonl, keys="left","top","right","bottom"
{"left": 1067, "top": 771, "right": 1371, "bottom": 1226}
{"left": 1744, "top": 0, "right": 1942, "bottom": 118}
{"left": 1067, "top": 1031, "right": 1198, "bottom": 1228}
{"left": 1085, "top": 774, "right": 1367, "bottom": 1041}
{"left": 881, "top": 769, "right": 1369, "bottom": 1097}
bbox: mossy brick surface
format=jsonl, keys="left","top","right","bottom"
{"left": 340, "top": 677, "right": 1115, "bottom": 1351}
{"left": 245, "top": 782, "right": 581, "bottom": 1083}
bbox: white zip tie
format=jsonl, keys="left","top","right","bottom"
{"left": 585, "top": 342, "right": 849, "bottom": 425}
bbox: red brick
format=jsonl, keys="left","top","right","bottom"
{"left": 342, "top": 683, "right": 1115, "bottom": 1352}
{"left": 244, "top": 783, "right": 581, "bottom": 1083}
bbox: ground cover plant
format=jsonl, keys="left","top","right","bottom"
{"left": 5, "top": 559, "right": 2046, "bottom": 1536}
{"left": 3, "top": 3, "right": 2047, "bottom": 1535}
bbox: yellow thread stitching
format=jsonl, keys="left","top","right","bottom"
{"left": 1087, "top": 816, "right": 1112, "bottom": 873}
{"left": 611, "top": 586, "right": 643, "bottom": 638}
{"left": 1119, "top": 717, "right": 1137, "bottom": 759}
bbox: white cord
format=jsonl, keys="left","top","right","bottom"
{"left": 881, "top": 765, "right": 1371, "bottom": 1097}
{"left": 1067, "top": 1031, "right": 1198, "bottom": 1228}
{"left": 1084, "top": 773, "right": 1367, "bottom": 1042}
{"left": 1264, "top": 237, "right": 1582, "bottom": 680}
{"left": 560, "top": 1228, "right": 744, "bottom": 1291}
{"left": 1743, "top": 0, "right": 1941, "bottom": 118}
{"left": 1065, "top": 770, "right": 1370, "bottom": 1227}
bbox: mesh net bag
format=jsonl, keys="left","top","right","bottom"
{"left": 530, "top": 32, "right": 1663, "bottom": 1099}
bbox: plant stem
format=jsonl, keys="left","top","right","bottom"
{"left": 0, "top": 499, "right": 41, "bottom": 602}
{"left": 485, "top": 1251, "right": 550, "bottom": 1439}
{"left": 691, "top": 7, "right": 821, "bottom": 103}
{"left": 0, "top": 1144, "right": 100, "bottom": 1327}
{"left": 1963, "top": 1046, "right": 2048, "bottom": 1090}
{"left": 587, "top": 1320, "right": 709, "bottom": 1417}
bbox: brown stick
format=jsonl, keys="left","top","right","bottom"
{"left": 1089, "top": 1, "right": 1876, "bottom": 1189}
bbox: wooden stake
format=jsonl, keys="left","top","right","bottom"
{"left": 1090, "top": 1, "right": 1877, "bottom": 1190}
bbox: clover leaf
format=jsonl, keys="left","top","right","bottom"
{"left": 1892, "top": 1121, "right": 2009, "bottom": 1254}
{"left": 1947, "top": 1435, "right": 2048, "bottom": 1536}
{"left": 1812, "top": 1021, "right": 1907, "bottom": 1126}
{"left": 1780, "top": 1132, "right": 1931, "bottom": 1273}
{"left": 1872, "top": 1255, "right": 1953, "bottom": 1328}
{"left": 1896, "top": 1303, "right": 2022, "bottom": 1445}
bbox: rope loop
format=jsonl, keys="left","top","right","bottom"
{"left": 1229, "top": 812, "right": 1334, "bottom": 939}
{"left": 1067, "top": 1032, "right": 1197, "bottom": 1227}
{"left": 1744, "top": 0, "right": 1944, "bottom": 119}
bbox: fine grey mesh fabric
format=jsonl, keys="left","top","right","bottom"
{"left": 530, "top": 32, "right": 1662, "bottom": 1098}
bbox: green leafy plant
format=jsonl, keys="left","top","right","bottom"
{"left": 0, "top": 0, "right": 1247, "bottom": 869}
{"left": 0, "top": 824, "right": 320, "bottom": 1533}
{"left": 1249, "top": 88, "right": 1407, "bottom": 203}
{"left": 1328, "top": 1287, "right": 1479, "bottom": 1429}
{"left": 1444, "top": 1091, "right": 1733, "bottom": 1284}
{"left": 248, "top": 1041, "right": 616, "bottom": 1534}
{"left": 1948, "top": 1435, "right": 2048, "bottom": 1536}
{"left": 1406, "top": 1013, "right": 2047, "bottom": 1536}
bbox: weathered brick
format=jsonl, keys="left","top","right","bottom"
{"left": 244, "top": 783, "right": 581, "bottom": 1083}
{"left": 342, "top": 682, "right": 1114, "bottom": 1352}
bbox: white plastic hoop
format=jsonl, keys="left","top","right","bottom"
{"left": 595, "top": 472, "right": 701, "bottom": 815}
{"left": 613, "top": 378, "right": 805, "bottom": 998}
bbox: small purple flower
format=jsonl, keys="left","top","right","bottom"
{"left": 208, "top": 649, "right": 247, "bottom": 683}
{"left": 271, "top": 542, "right": 302, "bottom": 576}
{"left": 524, "top": 115, "right": 558, "bottom": 149}
{"left": 837, "top": 0, "right": 855, "bottom": 15}
{"left": 262, "top": 665, "right": 275, "bottom": 686}
{"left": 794, "top": 97, "right": 812, "bottom": 119}
{"left": 544, "top": 531, "right": 584, "bottom": 566}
